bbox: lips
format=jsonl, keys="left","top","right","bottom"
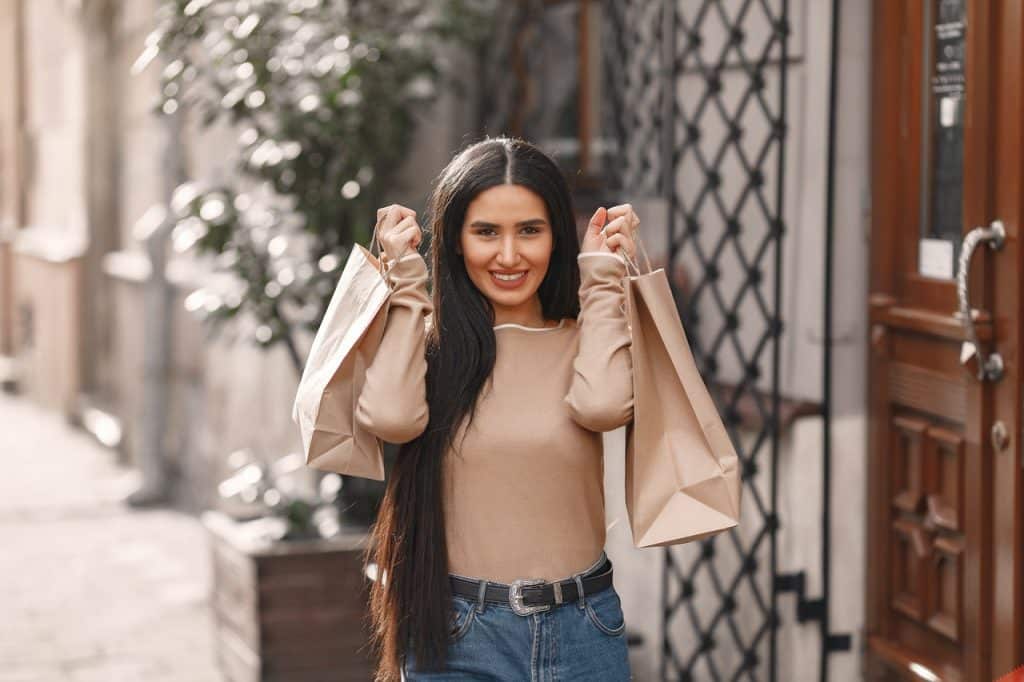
{"left": 489, "top": 270, "right": 529, "bottom": 288}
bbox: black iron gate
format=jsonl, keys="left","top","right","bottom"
{"left": 599, "top": 1, "right": 852, "bottom": 680}
{"left": 472, "top": 0, "right": 851, "bottom": 678}
{"left": 601, "top": 1, "right": 792, "bottom": 679}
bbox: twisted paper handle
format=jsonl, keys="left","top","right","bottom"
{"left": 370, "top": 213, "right": 412, "bottom": 277}
{"left": 620, "top": 226, "right": 653, "bottom": 277}
{"left": 615, "top": 226, "right": 653, "bottom": 325}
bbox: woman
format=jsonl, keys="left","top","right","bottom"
{"left": 358, "top": 136, "right": 640, "bottom": 681}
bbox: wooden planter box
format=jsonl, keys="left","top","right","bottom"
{"left": 202, "top": 511, "right": 377, "bottom": 682}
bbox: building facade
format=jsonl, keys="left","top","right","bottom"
{"left": 1, "top": 1, "right": 1020, "bottom": 680}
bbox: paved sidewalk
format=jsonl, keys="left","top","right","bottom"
{"left": 0, "top": 394, "right": 222, "bottom": 682}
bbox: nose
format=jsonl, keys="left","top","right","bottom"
{"left": 495, "top": 236, "right": 520, "bottom": 267}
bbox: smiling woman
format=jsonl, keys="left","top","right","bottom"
{"left": 458, "top": 184, "right": 557, "bottom": 327}
{"left": 359, "top": 136, "right": 637, "bottom": 682}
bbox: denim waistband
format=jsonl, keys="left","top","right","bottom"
{"left": 448, "top": 549, "right": 609, "bottom": 587}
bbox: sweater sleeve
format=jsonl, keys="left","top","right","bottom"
{"left": 564, "top": 252, "right": 634, "bottom": 432}
{"left": 354, "top": 251, "right": 431, "bottom": 444}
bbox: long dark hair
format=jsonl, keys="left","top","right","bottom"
{"left": 363, "top": 136, "right": 582, "bottom": 679}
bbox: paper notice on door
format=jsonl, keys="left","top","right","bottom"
{"left": 919, "top": 238, "right": 954, "bottom": 279}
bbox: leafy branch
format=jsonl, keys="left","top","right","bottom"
{"left": 137, "top": 0, "right": 497, "bottom": 373}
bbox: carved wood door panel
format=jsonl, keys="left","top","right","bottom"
{"left": 866, "top": 2, "right": 1023, "bottom": 680}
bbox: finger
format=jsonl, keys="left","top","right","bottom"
{"left": 388, "top": 215, "right": 417, "bottom": 236}
{"left": 382, "top": 215, "right": 416, "bottom": 243}
{"left": 605, "top": 203, "right": 633, "bottom": 220}
{"left": 607, "top": 206, "right": 639, "bottom": 232}
{"left": 588, "top": 207, "right": 608, "bottom": 233}
{"left": 608, "top": 216, "right": 641, "bottom": 241}
{"left": 381, "top": 205, "right": 401, "bottom": 230}
{"left": 396, "top": 223, "right": 420, "bottom": 240}
{"left": 391, "top": 219, "right": 420, "bottom": 239}
{"left": 376, "top": 205, "right": 397, "bottom": 223}
{"left": 601, "top": 216, "right": 628, "bottom": 234}
{"left": 394, "top": 224, "right": 421, "bottom": 254}
{"left": 608, "top": 231, "right": 634, "bottom": 249}
{"left": 383, "top": 204, "right": 416, "bottom": 229}
{"left": 606, "top": 233, "right": 635, "bottom": 256}
{"left": 600, "top": 216, "right": 629, "bottom": 237}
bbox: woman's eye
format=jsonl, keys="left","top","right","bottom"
{"left": 472, "top": 226, "right": 541, "bottom": 236}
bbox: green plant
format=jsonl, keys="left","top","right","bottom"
{"left": 216, "top": 448, "right": 343, "bottom": 540}
{"left": 136, "top": 0, "right": 496, "bottom": 371}
{"left": 135, "top": 0, "right": 497, "bottom": 531}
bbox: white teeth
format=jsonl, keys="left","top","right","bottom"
{"left": 493, "top": 272, "right": 526, "bottom": 281}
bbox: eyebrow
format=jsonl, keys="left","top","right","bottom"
{"left": 469, "top": 218, "right": 548, "bottom": 228}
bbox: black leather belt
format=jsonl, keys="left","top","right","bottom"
{"left": 449, "top": 557, "right": 614, "bottom": 616}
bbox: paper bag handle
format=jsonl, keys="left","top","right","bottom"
{"left": 371, "top": 211, "right": 413, "bottom": 276}
{"left": 621, "top": 226, "right": 653, "bottom": 277}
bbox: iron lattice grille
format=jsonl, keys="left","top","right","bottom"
{"left": 600, "top": 0, "right": 665, "bottom": 196}
{"left": 602, "top": 0, "right": 790, "bottom": 680}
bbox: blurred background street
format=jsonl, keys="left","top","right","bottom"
{"left": 0, "top": 393, "right": 219, "bottom": 682}
{"left": 1, "top": 0, "right": 1022, "bottom": 679}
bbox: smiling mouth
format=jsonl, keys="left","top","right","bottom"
{"left": 490, "top": 271, "right": 527, "bottom": 281}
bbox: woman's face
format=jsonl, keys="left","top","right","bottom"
{"left": 459, "top": 184, "right": 554, "bottom": 324}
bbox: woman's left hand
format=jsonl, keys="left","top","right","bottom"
{"left": 580, "top": 204, "right": 640, "bottom": 261}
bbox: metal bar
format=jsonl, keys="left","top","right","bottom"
{"left": 661, "top": 1, "right": 676, "bottom": 678}
{"left": 820, "top": 0, "right": 840, "bottom": 678}
{"left": 769, "top": 0, "right": 790, "bottom": 678}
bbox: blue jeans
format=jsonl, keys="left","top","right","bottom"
{"left": 402, "top": 551, "right": 632, "bottom": 681}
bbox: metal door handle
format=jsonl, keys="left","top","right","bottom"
{"left": 956, "top": 219, "right": 1005, "bottom": 381}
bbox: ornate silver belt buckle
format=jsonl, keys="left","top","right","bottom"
{"left": 508, "top": 578, "right": 551, "bottom": 616}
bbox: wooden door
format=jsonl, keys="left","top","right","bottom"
{"left": 866, "top": 1, "right": 1023, "bottom": 680}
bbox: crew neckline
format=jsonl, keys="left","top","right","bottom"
{"left": 493, "top": 319, "right": 568, "bottom": 332}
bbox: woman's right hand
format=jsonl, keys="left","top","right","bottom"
{"left": 375, "top": 204, "right": 422, "bottom": 265}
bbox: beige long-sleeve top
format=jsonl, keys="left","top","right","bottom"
{"left": 355, "top": 250, "right": 633, "bottom": 583}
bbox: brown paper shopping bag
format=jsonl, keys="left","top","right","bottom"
{"left": 291, "top": 228, "right": 397, "bottom": 480}
{"left": 622, "top": 239, "right": 742, "bottom": 548}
